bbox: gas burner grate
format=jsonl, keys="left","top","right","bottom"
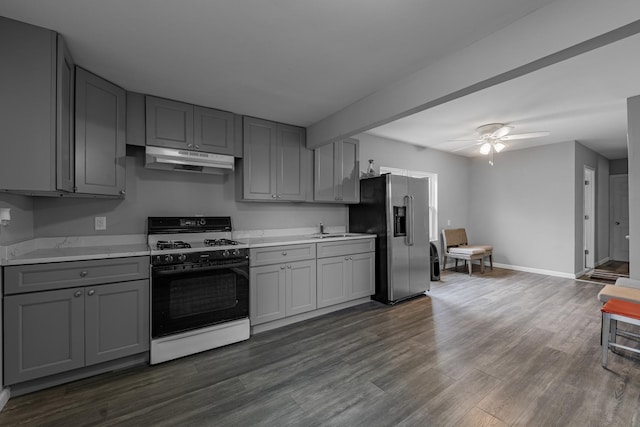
{"left": 156, "top": 240, "right": 192, "bottom": 250}
{"left": 204, "top": 238, "right": 240, "bottom": 247}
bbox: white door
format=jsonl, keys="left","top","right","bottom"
{"left": 610, "top": 174, "right": 630, "bottom": 262}
{"left": 583, "top": 167, "right": 595, "bottom": 270}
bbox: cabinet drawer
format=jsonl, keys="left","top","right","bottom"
{"left": 316, "top": 238, "right": 375, "bottom": 258}
{"left": 3, "top": 257, "right": 150, "bottom": 295}
{"left": 250, "top": 244, "right": 316, "bottom": 267}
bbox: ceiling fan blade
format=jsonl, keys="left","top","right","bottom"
{"left": 501, "top": 131, "right": 550, "bottom": 140}
{"left": 491, "top": 125, "right": 513, "bottom": 139}
{"left": 451, "top": 142, "right": 482, "bottom": 152}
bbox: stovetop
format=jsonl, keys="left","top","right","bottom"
{"left": 147, "top": 216, "right": 247, "bottom": 255}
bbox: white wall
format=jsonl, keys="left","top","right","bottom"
{"left": 628, "top": 95, "right": 640, "bottom": 279}
{"left": 355, "top": 132, "right": 471, "bottom": 246}
{"left": 468, "top": 142, "right": 576, "bottom": 275}
{"left": 0, "top": 194, "right": 34, "bottom": 245}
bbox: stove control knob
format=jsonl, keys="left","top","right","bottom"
{"left": 177, "top": 254, "right": 187, "bottom": 262}
{"left": 198, "top": 218, "right": 206, "bottom": 226}
{"left": 222, "top": 250, "right": 230, "bottom": 257}
{"left": 163, "top": 254, "right": 174, "bottom": 263}
{"left": 232, "top": 249, "right": 240, "bottom": 256}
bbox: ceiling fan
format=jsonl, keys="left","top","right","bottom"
{"left": 452, "top": 123, "right": 549, "bottom": 165}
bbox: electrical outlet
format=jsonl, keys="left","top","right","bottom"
{"left": 95, "top": 216, "right": 107, "bottom": 230}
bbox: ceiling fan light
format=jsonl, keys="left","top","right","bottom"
{"left": 493, "top": 142, "right": 505, "bottom": 152}
{"left": 479, "top": 143, "right": 491, "bottom": 155}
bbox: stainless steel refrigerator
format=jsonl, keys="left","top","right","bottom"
{"left": 349, "top": 174, "right": 430, "bottom": 304}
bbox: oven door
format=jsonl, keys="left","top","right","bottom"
{"left": 151, "top": 259, "right": 249, "bottom": 338}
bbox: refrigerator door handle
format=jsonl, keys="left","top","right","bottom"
{"left": 404, "top": 195, "right": 410, "bottom": 246}
{"left": 408, "top": 195, "right": 415, "bottom": 246}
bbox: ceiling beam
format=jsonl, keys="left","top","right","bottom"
{"left": 306, "top": 0, "right": 640, "bottom": 149}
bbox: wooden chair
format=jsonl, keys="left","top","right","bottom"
{"left": 441, "top": 228, "right": 493, "bottom": 276}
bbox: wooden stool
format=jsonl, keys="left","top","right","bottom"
{"left": 601, "top": 298, "right": 640, "bottom": 367}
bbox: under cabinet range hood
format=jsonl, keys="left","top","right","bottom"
{"left": 145, "top": 146, "right": 234, "bottom": 174}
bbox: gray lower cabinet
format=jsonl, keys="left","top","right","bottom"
{"left": 75, "top": 67, "right": 126, "bottom": 196}
{"left": 314, "top": 138, "right": 360, "bottom": 203}
{"left": 3, "top": 288, "right": 85, "bottom": 384}
{"left": 3, "top": 280, "right": 149, "bottom": 385}
{"left": 241, "top": 117, "right": 309, "bottom": 201}
{"left": 3, "top": 257, "right": 150, "bottom": 386}
{"left": 316, "top": 239, "right": 375, "bottom": 308}
{"left": 250, "top": 259, "right": 316, "bottom": 325}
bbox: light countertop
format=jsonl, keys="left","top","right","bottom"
{"left": 1, "top": 232, "right": 376, "bottom": 265}
{"left": 242, "top": 233, "right": 375, "bottom": 248}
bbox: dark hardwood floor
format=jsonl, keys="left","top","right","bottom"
{"left": 2, "top": 267, "right": 640, "bottom": 426}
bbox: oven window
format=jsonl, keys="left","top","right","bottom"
{"left": 169, "top": 273, "right": 237, "bottom": 318}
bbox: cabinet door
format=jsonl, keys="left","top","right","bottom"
{"left": 75, "top": 67, "right": 126, "bottom": 196}
{"left": 4, "top": 288, "right": 85, "bottom": 385}
{"left": 0, "top": 18, "right": 58, "bottom": 192}
{"left": 85, "top": 280, "right": 149, "bottom": 366}
{"left": 277, "top": 124, "right": 308, "bottom": 201}
{"left": 339, "top": 138, "right": 360, "bottom": 203}
{"left": 243, "top": 117, "right": 278, "bottom": 200}
{"left": 146, "top": 96, "right": 194, "bottom": 149}
{"left": 194, "top": 106, "right": 235, "bottom": 155}
{"left": 56, "top": 35, "right": 75, "bottom": 192}
{"left": 316, "top": 256, "right": 348, "bottom": 308}
{"left": 250, "top": 264, "right": 286, "bottom": 325}
{"left": 285, "top": 259, "right": 317, "bottom": 316}
{"left": 349, "top": 252, "right": 375, "bottom": 299}
{"left": 313, "top": 142, "right": 338, "bottom": 202}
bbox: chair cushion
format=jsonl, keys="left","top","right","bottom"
{"left": 448, "top": 246, "right": 485, "bottom": 255}
{"left": 475, "top": 245, "right": 493, "bottom": 252}
{"left": 598, "top": 284, "right": 640, "bottom": 303}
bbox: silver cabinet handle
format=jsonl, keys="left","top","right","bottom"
{"left": 280, "top": 265, "right": 286, "bottom": 269}
{"left": 287, "top": 265, "right": 291, "bottom": 269}
{"left": 119, "top": 189, "right": 126, "bottom": 195}
{"left": 187, "top": 144, "right": 193, "bottom": 148}
{"left": 195, "top": 145, "right": 200, "bottom": 149}
{"left": 272, "top": 194, "right": 277, "bottom": 198}
{"left": 87, "top": 290, "right": 95, "bottom": 296}
{"left": 282, "top": 252, "right": 287, "bottom": 256}
{"left": 79, "top": 271, "right": 88, "bottom": 277}
{"left": 74, "top": 291, "right": 82, "bottom": 297}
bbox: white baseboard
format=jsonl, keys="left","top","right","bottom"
{"left": 491, "top": 263, "right": 576, "bottom": 279}
{"left": 0, "top": 387, "right": 10, "bottom": 412}
{"left": 596, "top": 257, "right": 610, "bottom": 267}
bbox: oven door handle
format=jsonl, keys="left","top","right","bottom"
{"left": 153, "top": 262, "right": 249, "bottom": 276}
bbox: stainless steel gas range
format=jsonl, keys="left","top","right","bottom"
{"left": 147, "top": 216, "right": 250, "bottom": 364}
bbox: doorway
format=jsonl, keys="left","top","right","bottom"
{"left": 610, "top": 174, "right": 630, "bottom": 262}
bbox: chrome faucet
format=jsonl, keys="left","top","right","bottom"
{"left": 319, "top": 222, "right": 325, "bottom": 234}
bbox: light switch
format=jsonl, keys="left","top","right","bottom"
{"left": 95, "top": 216, "right": 107, "bottom": 230}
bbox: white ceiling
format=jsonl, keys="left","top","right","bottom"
{"left": 367, "top": 31, "right": 640, "bottom": 160}
{"left": 1, "top": 0, "right": 635, "bottom": 160}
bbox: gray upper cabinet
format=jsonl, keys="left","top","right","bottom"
{"left": 145, "top": 96, "right": 194, "bottom": 149}
{"left": 75, "top": 67, "right": 126, "bottom": 196}
{"left": 242, "top": 117, "right": 308, "bottom": 201}
{"left": 0, "top": 17, "right": 75, "bottom": 194}
{"left": 314, "top": 138, "right": 360, "bottom": 203}
{"left": 57, "top": 36, "right": 75, "bottom": 193}
{"left": 194, "top": 106, "right": 235, "bottom": 155}
{"left": 146, "top": 96, "right": 235, "bottom": 155}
